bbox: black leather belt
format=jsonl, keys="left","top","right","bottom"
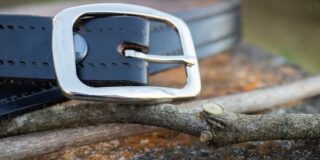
{"left": 0, "top": 0, "right": 240, "bottom": 117}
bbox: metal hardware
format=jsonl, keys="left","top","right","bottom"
{"left": 124, "top": 49, "right": 196, "bottom": 66}
{"left": 52, "top": 3, "right": 201, "bottom": 103}
{"left": 74, "top": 32, "right": 88, "bottom": 63}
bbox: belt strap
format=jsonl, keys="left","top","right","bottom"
{"left": 0, "top": 0, "right": 241, "bottom": 117}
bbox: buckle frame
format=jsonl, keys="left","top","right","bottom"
{"left": 52, "top": 3, "right": 201, "bottom": 103}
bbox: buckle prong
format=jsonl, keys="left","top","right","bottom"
{"left": 124, "top": 49, "right": 196, "bottom": 66}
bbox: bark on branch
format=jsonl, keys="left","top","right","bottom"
{"left": 1, "top": 75, "right": 320, "bottom": 159}
{"left": 2, "top": 103, "right": 320, "bottom": 159}
{"left": 0, "top": 124, "right": 157, "bottom": 160}
{"left": 201, "top": 103, "right": 320, "bottom": 146}
{"left": 200, "top": 75, "right": 320, "bottom": 113}
{"left": 1, "top": 75, "right": 320, "bottom": 138}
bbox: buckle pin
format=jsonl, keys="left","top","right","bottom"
{"left": 124, "top": 49, "right": 196, "bottom": 66}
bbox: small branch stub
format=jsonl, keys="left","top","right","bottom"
{"left": 202, "top": 103, "right": 224, "bottom": 115}
{"left": 200, "top": 103, "right": 227, "bottom": 143}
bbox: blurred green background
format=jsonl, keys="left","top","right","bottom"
{"left": 243, "top": 0, "right": 320, "bottom": 73}
{"left": 0, "top": 0, "right": 319, "bottom": 73}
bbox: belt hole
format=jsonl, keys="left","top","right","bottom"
{"left": 7, "top": 25, "right": 14, "bottom": 30}
{"left": 19, "top": 61, "right": 26, "bottom": 65}
{"left": 7, "top": 60, "right": 14, "bottom": 65}
{"left": 88, "top": 63, "right": 95, "bottom": 67}
{"left": 43, "top": 62, "right": 49, "bottom": 67}
{"left": 100, "top": 63, "right": 107, "bottom": 67}
{"left": 123, "top": 62, "right": 130, "bottom": 67}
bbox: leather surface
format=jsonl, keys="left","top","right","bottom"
{"left": 0, "top": 15, "right": 149, "bottom": 85}
{"left": 0, "top": 1, "right": 241, "bottom": 117}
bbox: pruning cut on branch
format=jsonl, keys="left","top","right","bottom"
{"left": 200, "top": 103, "right": 320, "bottom": 145}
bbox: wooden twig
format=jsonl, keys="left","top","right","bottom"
{"left": 201, "top": 103, "right": 320, "bottom": 146}
{"left": 0, "top": 124, "right": 156, "bottom": 160}
{"left": 1, "top": 75, "right": 320, "bottom": 159}
{"left": 2, "top": 75, "right": 320, "bottom": 138}
{"left": 2, "top": 103, "right": 320, "bottom": 159}
{"left": 0, "top": 101, "right": 206, "bottom": 138}
{"left": 204, "top": 75, "right": 320, "bottom": 113}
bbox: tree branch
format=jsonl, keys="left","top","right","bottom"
{"left": 0, "top": 101, "right": 206, "bottom": 138}
{"left": 201, "top": 103, "right": 320, "bottom": 146}
{"left": 1, "top": 75, "right": 320, "bottom": 159}
{"left": 1, "top": 75, "right": 320, "bottom": 138}
{"left": 2, "top": 103, "right": 320, "bottom": 159}
{"left": 0, "top": 124, "right": 157, "bottom": 160}
{"left": 203, "top": 75, "right": 320, "bottom": 113}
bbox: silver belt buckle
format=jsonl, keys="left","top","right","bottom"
{"left": 52, "top": 3, "right": 201, "bottom": 103}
